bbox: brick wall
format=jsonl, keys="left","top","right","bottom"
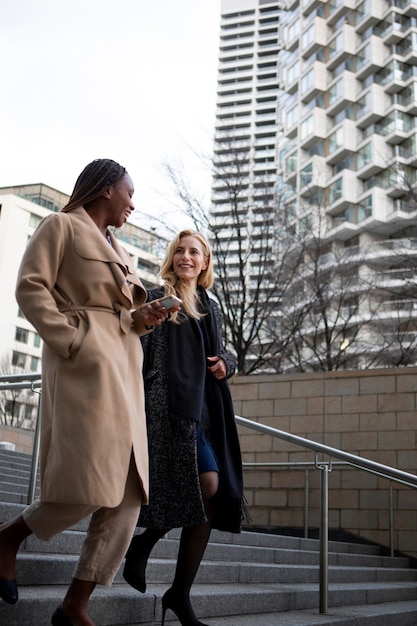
{"left": 0, "top": 424, "right": 35, "bottom": 455}
{"left": 230, "top": 367, "right": 417, "bottom": 559}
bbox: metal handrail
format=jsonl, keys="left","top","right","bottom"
{"left": 235, "top": 415, "right": 417, "bottom": 488}
{"left": 0, "top": 373, "right": 42, "bottom": 505}
{"left": 235, "top": 415, "right": 417, "bottom": 613}
{"left": 1, "top": 377, "right": 417, "bottom": 614}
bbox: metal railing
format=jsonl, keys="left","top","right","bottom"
{"left": 0, "top": 373, "right": 42, "bottom": 504}
{"left": 1, "top": 375, "right": 417, "bottom": 614}
{"left": 235, "top": 415, "right": 417, "bottom": 614}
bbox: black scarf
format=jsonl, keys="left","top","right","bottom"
{"left": 167, "top": 288, "right": 244, "bottom": 532}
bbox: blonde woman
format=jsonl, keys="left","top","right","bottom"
{"left": 123, "top": 230, "right": 244, "bottom": 626}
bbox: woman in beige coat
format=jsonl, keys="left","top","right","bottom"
{"left": 0, "top": 159, "right": 172, "bottom": 626}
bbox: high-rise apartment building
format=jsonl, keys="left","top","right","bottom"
{"left": 277, "top": 0, "right": 417, "bottom": 368}
{"left": 278, "top": 0, "right": 417, "bottom": 231}
{"left": 212, "top": 0, "right": 280, "bottom": 249}
{"left": 212, "top": 0, "right": 417, "bottom": 371}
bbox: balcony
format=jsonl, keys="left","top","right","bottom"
{"left": 381, "top": 11, "right": 410, "bottom": 45}
{"left": 326, "top": 119, "right": 359, "bottom": 166}
{"left": 377, "top": 110, "right": 415, "bottom": 144}
{"left": 356, "top": 83, "right": 390, "bottom": 129}
{"left": 356, "top": 36, "right": 387, "bottom": 81}
{"left": 326, "top": 24, "right": 357, "bottom": 71}
{"left": 327, "top": 0, "right": 355, "bottom": 26}
{"left": 356, "top": 135, "right": 392, "bottom": 180}
{"left": 299, "top": 155, "right": 330, "bottom": 197}
{"left": 299, "top": 107, "right": 327, "bottom": 149}
{"left": 327, "top": 170, "right": 361, "bottom": 214}
{"left": 301, "top": 17, "right": 328, "bottom": 59}
{"left": 301, "top": 0, "right": 327, "bottom": 17}
{"left": 380, "top": 60, "right": 410, "bottom": 94}
{"left": 355, "top": 0, "right": 387, "bottom": 33}
{"left": 300, "top": 61, "right": 329, "bottom": 104}
{"left": 327, "top": 71, "right": 359, "bottom": 117}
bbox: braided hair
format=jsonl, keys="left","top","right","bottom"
{"left": 62, "top": 159, "right": 126, "bottom": 213}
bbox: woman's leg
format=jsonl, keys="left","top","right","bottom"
{"left": 172, "top": 470, "right": 218, "bottom": 593}
{"left": 0, "top": 499, "right": 101, "bottom": 608}
{"left": 56, "top": 455, "right": 142, "bottom": 625}
{"left": 74, "top": 455, "right": 142, "bottom": 587}
{"left": 162, "top": 471, "right": 219, "bottom": 625}
{"left": 0, "top": 514, "right": 32, "bottom": 603}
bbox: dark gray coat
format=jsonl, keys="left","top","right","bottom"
{"left": 139, "top": 287, "right": 239, "bottom": 530}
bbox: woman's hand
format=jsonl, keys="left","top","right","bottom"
{"left": 207, "top": 356, "right": 227, "bottom": 380}
{"left": 134, "top": 299, "right": 181, "bottom": 329}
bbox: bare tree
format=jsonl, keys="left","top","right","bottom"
{"left": 163, "top": 151, "right": 417, "bottom": 374}
{"left": 165, "top": 144, "right": 308, "bottom": 374}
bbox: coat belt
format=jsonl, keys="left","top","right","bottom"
{"left": 58, "top": 303, "right": 132, "bottom": 334}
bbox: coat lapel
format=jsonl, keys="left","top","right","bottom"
{"left": 68, "top": 207, "right": 143, "bottom": 302}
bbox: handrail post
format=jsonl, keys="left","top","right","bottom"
{"left": 389, "top": 482, "right": 394, "bottom": 558}
{"left": 304, "top": 469, "right": 309, "bottom": 538}
{"left": 319, "top": 463, "right": 329, "bottom": 614}
{"left": 27, "top": 388, "right": 41, "bottom": 505}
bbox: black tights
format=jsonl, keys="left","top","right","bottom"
{"left": 134, "top": 471, "right": 218, "bottom": 595}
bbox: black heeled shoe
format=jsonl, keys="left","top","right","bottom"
{"left": 161, "top": 588, "right": 208, "bottom": 626}
{"left": 51, "top": 607, "right": 74, "bottom": 626}
{"left": 0, "top": 575, "right": 18, "bottom": 604}
{"left": 123, "top": 534, "right": 147, "bottom": 593}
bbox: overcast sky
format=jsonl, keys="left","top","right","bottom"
{"left": 0, "top": 0, "right": 221, "bottom": 231}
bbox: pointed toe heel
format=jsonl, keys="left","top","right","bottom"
{"left": 161, "top": 588, "right": 208, "bottom": 626}
{"left": 0, "top": 575, "right": 18, "bottom": 604}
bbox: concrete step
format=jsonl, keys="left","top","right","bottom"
{"left": 14, "top": 551, "right": 417, "bottom": 587}
{"left": 1, "top": 582, "right": 417, "bottom": 626}
{"left": 153, "top": 600, "right": 417, "bottom": 626}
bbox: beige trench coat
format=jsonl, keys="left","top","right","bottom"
{"left": 16, "top": 207, "right": 149, "bottom": 508}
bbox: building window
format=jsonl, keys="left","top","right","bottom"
{"left": 29, "top": 213, "right": 42, "bottom": 229}
{"left": 300, "top": 114, "right": 314, "bottom": 140}
{"left": 301, "top": 68, "right": 314, "bottom": 95}
{"left": 33, "top": 332, "right": 41, "bottom": 348}
{"left": 301, "top": 23, "right": 315, "bottom": 50}
{"left": 12, "top": 351, "right": 26, "bottom": 368}
{"left": 358, "top": 195, "right": 373, "bottom": 221}
{"left": 287, "top": 60, "right": 299, "bottom": 84}
{"left": 357, "top": 142, "right": 372, "bottom": 169}
{"left": 328, "top": 77, "right": 343, "bottom": 106}
{"left": 5, "top": 399, "right": 21, "bottom": 417}
{"left": 329, "top": 177, "right": 343, "bottom": 203}
{"left": 25, "top": 403, "right": 34, "bottom": 420}
{"left": 300, "top": 162, "right": 313, "bottom": 186}
{"left": 15, "top": 327, "right": 29, "bottom": 344}
{"left": 328, "top": 126, "right": 344, "bottom": 153}
{"left": 285, "top": 152, "right": 298, "bottom": 176}
{"left": 286, "top": 104, "right": 299, "bottom": 128}
{"left": 30, "top": 356, "right": 39, "bottom": 372}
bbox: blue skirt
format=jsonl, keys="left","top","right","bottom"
{"left": 197, "top": 425, "right": 219, "bottom": 474}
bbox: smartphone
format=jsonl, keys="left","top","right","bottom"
{"left": 140, "top": 295, "right": 182, "bottom": 310}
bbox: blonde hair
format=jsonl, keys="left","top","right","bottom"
{"left": 160, "top": 230, "right": 213, "bottom": 321}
